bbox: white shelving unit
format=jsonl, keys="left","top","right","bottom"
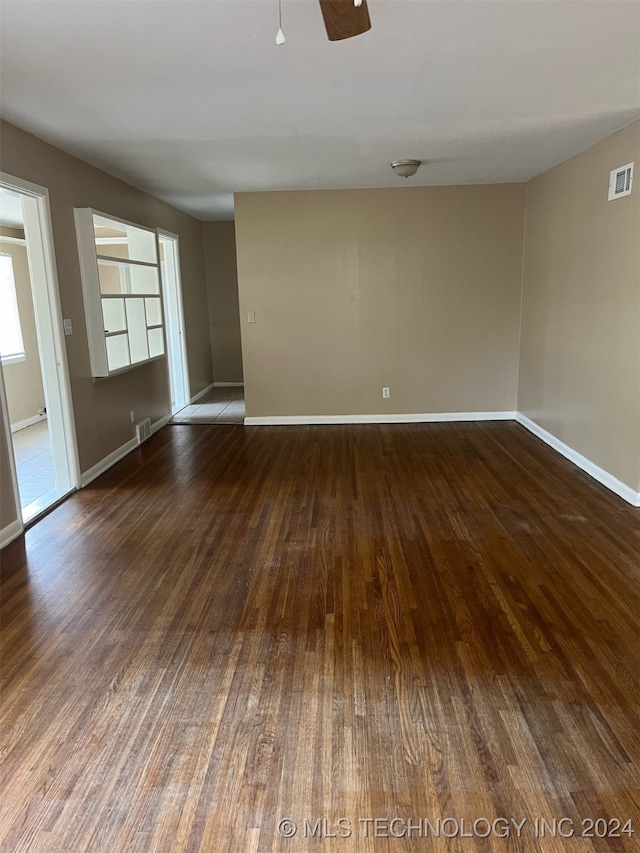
{"left": 74, "top": 208, "right": 166, "bottom": 377}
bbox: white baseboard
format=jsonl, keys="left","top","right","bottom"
{"left": 81, "top": 437, "right": 138, "bottom": 488}
{"left": 80, "top": 414, "right": 168, "bottom": 488}
{"left": 516, "top": 413, "right": 640, "bottom": 507}
{"left": 151, "top": 414, "right": 172, "bottom": 435}
{"left": 0, "top": 518, "right": 24, "bottom": 550}
{"left": 190, "top": 382, "right": 216, "bottom": 404}
{"left": 244, "top": 411, "right": 516, "bottom": 426}
{"left": 73, "top": 408, "right": 639, "bottom": 507}
{"left": 213, "top": 381, "right": 244, "bottom": 387}
{"left": 10, "top": 413, "right": 46, "bottom": 433}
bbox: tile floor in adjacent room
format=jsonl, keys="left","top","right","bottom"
{"left": 11, "top": 419, "right": 60, "bottom": 521}
{"left": 170, "top": 385, "right": 245, "bottom": 425}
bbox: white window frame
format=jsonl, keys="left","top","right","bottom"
{"left": 0, "top": 252, "right": 26, "bottom": 365}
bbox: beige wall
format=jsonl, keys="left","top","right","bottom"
{"left": 203, "top": 221, "right": 243, "bottom": 383}
{"left": 0, "top": 236, "right": 46, "bottom": 424}
{"left": 235, "top": 185, "right": 525, "bottom": 418}
{"left": 0, "top": 120, "right": 213, "bottom": 533}
{"left": 518, "top": 121, "right": 640, "bottom": 492}
{"left": 2, "top": 119, "right": 637, "bottom": 537}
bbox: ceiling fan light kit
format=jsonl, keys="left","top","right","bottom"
{"left": 390, "top": 159, "right": 421, "bottom": 179}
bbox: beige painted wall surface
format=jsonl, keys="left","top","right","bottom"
{"left": 0, "top": 121, "right": 212, "bottom": 488}
{"left": 0, "top": 239, "right": 46, "bottom": 424}
{"left": 518, "top": 121, "right": 640, "bottom": 492}
{"left": 203, "top": 221, "right": 243, "bottom": 383}
{"left": 235, "top": 185, "right": 525, "bottom": 418}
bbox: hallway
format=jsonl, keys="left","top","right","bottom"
{"left": 170, "top": 385, "right": 244, "bottom": 425}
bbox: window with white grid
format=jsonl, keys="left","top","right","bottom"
{"left": 0, "top": 253, "right": 25, "bottom": 365}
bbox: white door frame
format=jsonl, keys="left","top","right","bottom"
{"left": 157, "top": 229, "right": 190, "bottom": 413}
{"left": 0, "top": 361, "right": 23, "bottom": 546}
{"left": 0, "top": 173, "right": 80, "bottom": 520}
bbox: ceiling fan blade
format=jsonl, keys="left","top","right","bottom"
{"left": 319, "top": 0, "right": 371, "bottom": 41}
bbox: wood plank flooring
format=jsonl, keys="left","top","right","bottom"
{"left": 0, "top": 422, "right": 638, "bottom": 852}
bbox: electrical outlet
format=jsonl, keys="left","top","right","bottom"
{"left": 247, "top": 311, "right": 255, "bottom": 324}
{"left": 382, "top": 387, "right": 390, "bottom": 399}
{"left": 130, "top": 410, "right": 135, "bottom": 423}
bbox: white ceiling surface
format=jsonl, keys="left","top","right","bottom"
{"left": 1, "top": 1, "right": 639, "bottom": 221}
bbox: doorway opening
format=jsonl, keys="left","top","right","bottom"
{"left": 0, "top": 174, "right": 79, "bottom": 528}
{"left": 158, "top": 230, "right": 190, "bottom": 415}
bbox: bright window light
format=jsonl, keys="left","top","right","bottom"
{"left": 0, "top": 253, "right": 26, "bottom": 365}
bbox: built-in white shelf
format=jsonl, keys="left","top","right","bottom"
{"left": 74, "top": 209, "right": 166, "bottom": 377}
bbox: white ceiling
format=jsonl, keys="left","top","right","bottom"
{"left": 1, "top": 1, "right": 639, "bottom": 220}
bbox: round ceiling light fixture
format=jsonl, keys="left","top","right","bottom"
{"left": 390, "top": 159, "right": 421, "bottom": 179}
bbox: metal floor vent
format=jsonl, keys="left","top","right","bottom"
{"left": 608, "top": 162, "right": 633, "bottom": 200}
{"left": 135, "top": 417, "right": 152, "bottom": 444}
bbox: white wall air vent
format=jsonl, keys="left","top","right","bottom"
{"left": 135, "top": 417, "right": 152, "bottom": 444}
{"left": 608, "top": 162, "right": 633, "bottom": 200}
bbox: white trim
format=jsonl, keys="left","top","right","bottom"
{"left": 516, "top": 413, "right": 640, "bottom": 507}
{"left": 10, "top": 413, "right": 46, "bottom": 433}
{"left": 151, "top": 414, "right": 172, "bottom": 435}
{"left": 0, "top": 360, "right": 23, "bottom": 540}
{"left": 25, "top": 189, "right": 81, "bottom": 489}
{"left": 80, "top": 437, "right": 138, "bottom": 488}
{"left": 515, "top": 180, "right": 527, "bottom": 407}
{"left": 213, "top": 381, "right": 244, "bottom": 387}
{"left": 0, "top": 173, "right": 81, "bottom": 494}
{"left": 245, "top": 411, "right": 516, "bottom": 426}
{"left": 92, "top": 207, "right": 159, "bottom": 237}
{"left": 1, "top": 353, "right": 27, "bottom": 366}
{"left": 245, "top": 410, "right": 640, "bottom": 506}
{"left": 94, "top": 236, "right": 128, "bottom": 246}
{"left": 158, "top": 230, "right": 190, "bottom": 414}
{"left": 22, "top": 487, "right": 75, "bottom": 526}
{"left": 0, "top": 252, "right": 26, "bottom": 366}
{"left": 0, "top": 519, "right": 23, "bottom": 550}
{"left": 190, "top": 381, "right": 216, "bottom": 404}
{"left": 80, "top": 415, "right": 170, "bottom": 488}
{"left": 0, "top": 235, "right": 27, "bottom": 246}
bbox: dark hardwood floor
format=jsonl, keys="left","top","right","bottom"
{"left": 0, "top": 422, "right": 638, "bottom": 852}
